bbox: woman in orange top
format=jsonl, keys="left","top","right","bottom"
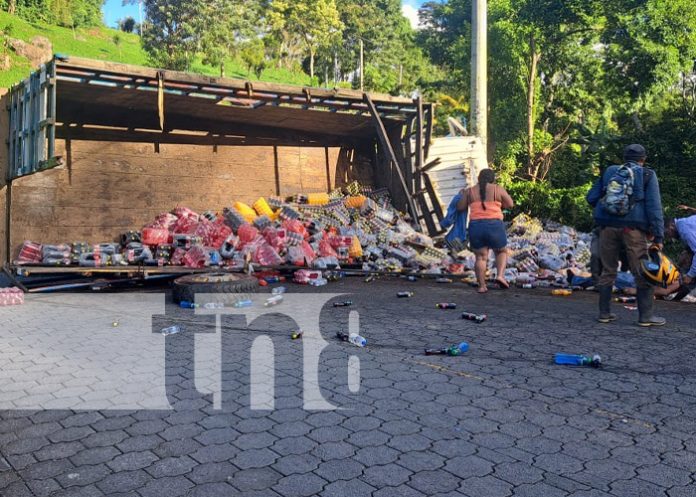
{"left": 457, "top": 169, "right": 514, "bottom": 293}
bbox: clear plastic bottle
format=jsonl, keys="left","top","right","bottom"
{"left": 265, "top": 295, "right": 284, "bottom": 307}
{"left": 203, "top": 302, "right": 224, "bottom": 309}
{"left": 233, "top": 299, "right": 253, "bottom": 308}
{"left": 272, "top": 286, "right": 287, "bottom": 295}
{"left": 161, "top": 325, "right": 182, "bottom": 336}
{"left": 336, "top": 331, "right": 367, "bottom": 347}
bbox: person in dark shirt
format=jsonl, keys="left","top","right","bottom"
{"left": 586, "top": 144, "right": 666, "bottom": 327}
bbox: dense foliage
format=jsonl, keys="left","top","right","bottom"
{"left": 0, "top": 0, "right": 102, "bottom": 27}
{"left": 418, "top": 0, "right": 696, "bottom": 227}
{"left": 137, "top": 0, "right": 437, "bottom": 93}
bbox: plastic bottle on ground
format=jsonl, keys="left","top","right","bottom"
{"left": 272, "top": 286, "right": 287, "bottom": 295}
{"left": 161, "top": 325, "right": 182, "bottom": 336}
{"left": 203, "top": 302, "right": 224, "bottom": 310}
{"left": 397, "top": 292, "right": 414, "bottom": 298}
{"left": 424, "top": 342, "right": 469, "bottom": 356}
{"left": 233, "top": 299, "right": 253, "bottom": 308}
{"left": 436, "top": 303, "right": 457, "bottom": 309}
{"left": 336, "top": 331, "right": 367, "bottom": 347}
{"left": 265, "top": 295, "right": 284, "bottom": 307}
{"left": 462, "top": 312, "right": 487, "bottom": 323}
{"left": 554, "top": 353, "right": 602, "bottom": 368}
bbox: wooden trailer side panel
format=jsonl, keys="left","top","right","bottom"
{"left": 7, "top": 140, "right": 368, "bottom": 257}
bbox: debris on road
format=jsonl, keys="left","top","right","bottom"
{"left": 425, "top": 342, "right": 469, "bottom": 356}
{"left": 554, "top": 353, "right": 602, "bottom": 367}
{"left": 461, "top": 312, "right": 487, "bottom": 323}
{"left": 161, "top": 325, "right": 182, "bottom": 336}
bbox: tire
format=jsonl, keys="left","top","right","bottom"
{"left": 172, "top": 272, "right": 260, "bottom": 304}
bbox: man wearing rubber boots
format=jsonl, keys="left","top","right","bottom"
{"left": 586, "top": 144, "right": 666, "bottom": 327}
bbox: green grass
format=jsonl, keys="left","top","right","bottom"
{"left": 0, "top": 11, "right": 313, "bottom": 88}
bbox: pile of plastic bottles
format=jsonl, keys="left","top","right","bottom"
{"left": 14, "top": 181, "right": 454, "bottom": 272}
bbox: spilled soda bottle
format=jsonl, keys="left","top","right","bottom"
{"left": 336, "top": 331, "right": 367, "bottom": 347}
{"left": 425, "top": 342, "right": 469, "bottom": 356}
{"left": 554, "top": 353, "right": 601, "bottom": 368}
{"left": 161, "top": 325, "right": 182, "bottom": 336}
{"left": 265, "top": 295, "right": 284, "bottom": 307}
{"left": 461, "top": 312, "right": 487, "bottom": 323}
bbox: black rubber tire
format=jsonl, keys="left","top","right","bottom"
{"left": 172, "top": 272, "right": 260, "bottom": 304}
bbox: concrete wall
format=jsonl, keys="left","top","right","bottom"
{"left": 5, "top": 139, "right": 375, "bottom": 259}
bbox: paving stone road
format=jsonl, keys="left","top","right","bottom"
{"left": 1, "top": 278, "right": 695, "bottom": 496}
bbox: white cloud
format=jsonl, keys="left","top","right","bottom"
{"left": 402, "top": 3, "right": 420, "bottom": 30}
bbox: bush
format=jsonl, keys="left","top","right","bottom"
{"left": 504, "top": 181, "right": 594, "bottom": 232}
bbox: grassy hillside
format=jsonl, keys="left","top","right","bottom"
{"left": 0, "top": 11, "right": 311, "bottom": 88}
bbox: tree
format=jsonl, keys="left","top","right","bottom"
{"left": 141, "top": 0, "right": 205, "bottom": 70}
{"left": 269, "top": 0, "right": 343, "bottom": 80}
{"left": 112, "top": 33, "right": 122, "bottom": 60}
{"left": 240, "top": 38, "right": 266, "bottom": 78}
{"left": 200, "top": 0, "right": 260, "bottom": 77}
{"left": 119, "top": 16, "right": 136, "bottom": 33}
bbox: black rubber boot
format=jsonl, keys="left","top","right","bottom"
{"left": 637, "top": 287, "right": 666, "bottom": 327}
{"left": 597, "top": 286, "right": 617, "bottom": 323}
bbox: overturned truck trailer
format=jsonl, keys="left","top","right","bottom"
{"left": 0, "top": 56, "right": 446, "bottom": 266}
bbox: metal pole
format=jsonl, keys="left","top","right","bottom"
{"left": 359, "top": 38, "right": 364, "bottom": 91}
{"left": 470, "top": 0, "right": 488, "bottom": 151}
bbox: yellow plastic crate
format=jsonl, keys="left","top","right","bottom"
{"left": 307, "top": 193, "right": 330, "bottom": 205}
{"left": 349, "top": 236, "right": 363, "bottom": 258}
{"left": 234, "top": 202, "right": 257, "bottom": 223}
{"left": 344, "top": 195, "right": 366, "bottom": 209}
{"left": 253, "top": 197, "right": 275, "bottom": 218}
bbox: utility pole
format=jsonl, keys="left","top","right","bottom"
{"left": 470, "top": 0, "right": 488, "bottom": 150}
{"left": 359, "top": 38, "right": 364, "bottom": 91}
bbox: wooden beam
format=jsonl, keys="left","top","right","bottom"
{"left": 324, "top": 147, "right": 332, "bottom": 193}
{"left": 273, "top": 146, "right": 281, "bottom": 195}
{"left": 56, "top": 126, "right": 342, "bottom": 148}
{"left": 56, "top": 56, "right": 416, "bottom": 106}
{"left": 415, "top": 97, "right": 424, "bottom": 195}
{"left": 424, "top": 103, "right": 434, "bottom": 160}
{"left": 364, "top": 93, "right": 419, "bottom": 224}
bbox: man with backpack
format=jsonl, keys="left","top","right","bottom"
{"left": 586, "top": 144, "right": 666, "bottom": 327}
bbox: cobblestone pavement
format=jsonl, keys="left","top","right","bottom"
{"left": 1, "top": 278, "right": 696, "bottom": 497}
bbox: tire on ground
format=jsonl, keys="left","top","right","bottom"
{"left": 172, "top": 273, "right": 260, "bottom": 304}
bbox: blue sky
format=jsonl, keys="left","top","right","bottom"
{"left": 102, "top": 0, "right": 427, "bottom": 30}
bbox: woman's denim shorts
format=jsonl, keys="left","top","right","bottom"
{"left": 468, "top": 219, "right": 507, "bottom": 250}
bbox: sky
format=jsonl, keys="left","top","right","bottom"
{"left": 102, "top": 0, "right": 427, "bottom": 30}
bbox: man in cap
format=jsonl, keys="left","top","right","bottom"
{"left": 586, "top": 144, "right": 666, "bottom": 326}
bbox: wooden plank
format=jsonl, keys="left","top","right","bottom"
{"left": 424, "top": 103, "right": 434, "bottom": 160}
{"left": 56, "top": 125, "right": 340, "bottom": 148}
{"left": 1, "top": 185, "right": 7, "bottom": 264}
{"left": 364, "top": 94, "right": 419, "bottom": 223}
{"left": 415, "top": 97, "right": 424, "bottom": 193}
{"left": 58, "top": 56, "right": 415, "bottom": 106}
{"left": 0, "top": 89, "right": 10, "bottom": 186}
